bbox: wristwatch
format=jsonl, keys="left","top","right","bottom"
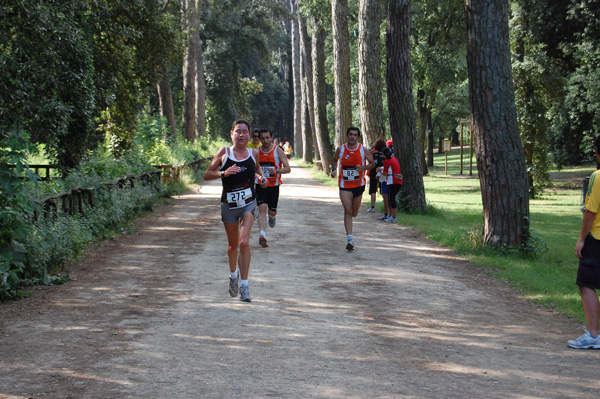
{"left": 221, "top": 171, "right": 225, "bottom": 178}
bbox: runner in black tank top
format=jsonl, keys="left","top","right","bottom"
{"left": 203, "top": 119, "right": 268, "bottom": 303}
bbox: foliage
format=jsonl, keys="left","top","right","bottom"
{"left": 0, "top": 0, "right": 181, "bottom": 170}
{"left": 510, "top": 1, "right": 564, "bottom": 198}
{"left": 202, "top": 0, "right": 290, "bottom": 137}
{"left": 0, "top": 131, "right": 40, "bottom": 300}
{"left": 0, "top": 115, "right": 225, "bottom": 301}
{"left": 411, "top": 0, "right": 468, "bottom": 146}
{"left": 0, "top": 0, "right": 95, "bottom": 172}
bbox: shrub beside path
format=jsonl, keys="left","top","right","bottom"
{"left": 0, "top": 161, "right": 598, "bottom": 398}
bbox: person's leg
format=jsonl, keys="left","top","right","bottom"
{"left": 237, "top": 211, "right": 255, "bottom": 280}
{"left": 339, "top": 189, "right": 355, "bottom": 236}
{"left": 580, "top": 286, "right": 600, "bottom": 337}
{"left": 223, "top": 222, "right": 240, "bottom": 274}
{"left": 351, "top": 191, "right": 363, "bottom": 217}
{"left": 381, "top": 182, "right": 389, "bottom": 217}
{"left": 389, "top": 184, "right": 399, "bottom": 218}
{"left": 258, "top": 203, "right": 268, "bottom": 234}
{"left": 267, "top": 186, "right": 279, "bottom": 227}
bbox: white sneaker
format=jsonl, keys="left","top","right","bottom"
{"left": 378, "top": 215, "right": 388, "bottom": 221}
{"left": 568, "top": 328, "right": 600, "bottom": 349}
{"left": 384, "top": 216, "right": 397, "bottom": 223}
{"left": 367, "top": 207, "right": 375, "bottom": 213}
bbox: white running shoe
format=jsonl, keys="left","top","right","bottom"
{"left": 568, "top": 328, "right": 600, "bottom": 349}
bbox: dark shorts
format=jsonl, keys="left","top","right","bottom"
{"left": 368, "top": 173, "right": 379, "bottom": 195}
{"left": 577, "top": 235, "right": 600, "bottom": 290}
{"left": 221, "top": 201, "right": 256, "bottom": 224}
{"left": 380, "top": 181, "right": 388, "bottom": 195}
{"left": 340, "top": 185, "right": 366, "bottom": 198}
{"left": 256, "top": 185, "right": 280, "bottom": 211}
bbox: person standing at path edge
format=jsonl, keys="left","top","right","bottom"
{"left": 571, "top": 135, "right": 600, "bottom": 348}
{"left": 256, "top": 128, "right": 291, "bottom": 248}
{"left": 203, "top": 119, "right": 268, "bottom": 302}
{"left": 331, "top": 126, "right": 375, "bottom": 250}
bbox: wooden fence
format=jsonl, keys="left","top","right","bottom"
{"left": 20, "top": 158, "right": 208, "bottom": 221}
{"left": 35, "top": 171, "right": 161, "bottom": 221}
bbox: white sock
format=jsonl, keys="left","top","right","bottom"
{"left": 347, "top": 234, "right": 353, "bottom": 241}
{"left": 240, "top": 279, "right": 248, "bottom": 287}
{"left": 260, "top": 230, "right": 266, "bottom": 238}
{"left": 230, "top": 271, "right": 238, "bottom": 280}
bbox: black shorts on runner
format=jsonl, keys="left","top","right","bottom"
{"left": 340, "top": 185, "right": 366, "bottom": 198}
{"left": 577, "top": 235, "right": 600, "bottom": 290}
{"left": 256, "top": 185, "right": 280, "bottom": 212}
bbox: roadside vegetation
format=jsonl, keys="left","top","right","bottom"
{"left": 300, "top": 151, "right": 594, "bottom": 324}
{"left": 0, "top": 118, "right": 225, "bottom": 301}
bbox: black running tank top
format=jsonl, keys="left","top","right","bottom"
{"left": 220, "top": 147, "right": 256, "bottom": 208}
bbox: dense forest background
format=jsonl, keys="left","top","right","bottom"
{"left": 3, "top": 1, "right": 599, "bottom": 179}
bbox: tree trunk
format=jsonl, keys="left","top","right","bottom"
{"left": 291, "top": 0, "right": 303, "bottom": 158}
{"left": 386, "top": 0, "right": 427, "bottom": 212}
{"left": 312, "top": 17, "right": 334, "bottom": 173}
{"left": 465, "top": 0, "right": 530, "bottom": 247}
{"left": 299, "top": 15, "right": 319, "bottom": 162}
{"left": 358, "top": 0, "right": 386, "bottom": 148}
{"left": 195, "top": 24, "right": 206, "bottom": 137}
{"left": 427, "top": 111, "right": 434, "bottom": 167}
{"left": 331, "top": 0, "right": 353, "bottom": 148}
{"left": 181, "top": 0, "right": 197, "bottom": 142}
{"left": 416, "top": 88, "right": 429, "bottom": 175}
{"left": 157, "top": 69, "right": 177, "bottom": 137}
{"left": 300, "top": 45, "right": 313, "bottom": 163}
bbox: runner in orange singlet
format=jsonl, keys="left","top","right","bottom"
{"left": 256, "top": 128, "right": 291, "bottom": 248}
{"left": 331, "top": 126, "right": 375, "bottom": 250}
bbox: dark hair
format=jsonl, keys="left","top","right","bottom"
{"left": 346, "top": 126, "right": 361, "bottom": 136}
{"left": 259, "top": 128, "right": 272, "bottom": 137}
{"left": 382, "top": 146, "right": 392, "bottom": 159}
{"left": 374, "top": 138, "right": 386, "bottom": 151}
{"left": 232, "top": 119, "right": 251, "bottom": 131}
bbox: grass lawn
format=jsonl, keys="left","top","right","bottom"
{"left": 298, "top": 148, "right": 595, "bottom": 324}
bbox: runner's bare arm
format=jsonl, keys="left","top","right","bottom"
{"left": 363, "top": 149, "right": 375, "bottom": 171}
{"left": 276, "top": 147, "right": 291, "bottom": 174}
{"left": 331, "top": 146, "right": 341, "bottom": 178}
{"left": 203, "top": 147, "right": 228, "bottom": 180}
{"left": 253, "top": 149, "right": 269, "bottom": 188}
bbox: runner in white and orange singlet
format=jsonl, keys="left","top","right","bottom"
{"left": 256, "top": 128, "right": 291, "bottom": 248}
{"left": 330, "top": 126, "right": 375, "bottom": 250}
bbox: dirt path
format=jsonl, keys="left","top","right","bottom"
{"left": 1, "top": 162, "right": 599, "bottom": 399}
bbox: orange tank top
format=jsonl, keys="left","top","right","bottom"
{"left": 338, "top": 143, "right": 366, "bottom": 189}
{"left": 259, "top": 145, "right": 282, "bottom": 186}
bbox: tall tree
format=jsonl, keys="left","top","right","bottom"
{"left": 157, "top": 69, "right": 177, "bottom": 136}
{"left": 465, "top": 0, "right": 530, "bottom": 247}
{"left": 182, "top": 0, "right": 197, "bottom": 141}
{"left": 195, "top": 0, "right": 207, "bottom": 137}
{"left": 298, "top": 15, "right": 319, "bottom": 162}
{"left": 386, "top": 0, "right": 426, "bottom": 212}
{"left": 312, "top": 16, "right": 334, "bottom": 172}
{"left": 331, "top": 0, "right": 353, "bottom": 147}
{"left": 358, "top": 0, "right": 386, "bottom": 148}
{"left": 291, "top": 0, "right": 303, "bottom": 158}
{"left": 300, "top": 50, "right": 314, "bottom": 163}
